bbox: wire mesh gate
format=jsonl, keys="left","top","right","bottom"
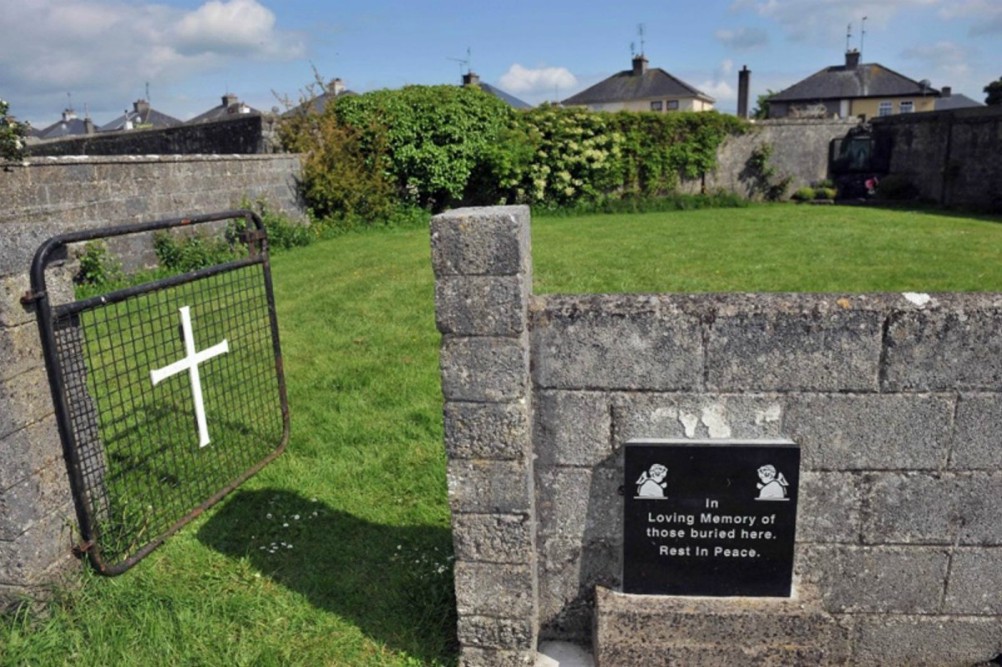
{"left": 25, "top": 210, "right": 289, "bottom": 574}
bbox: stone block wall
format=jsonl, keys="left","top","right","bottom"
{"left": 0, "top": 153, "right": 304, "bottom": 607}
{"left": 874, "top": 106, "right": 1002, "bottom": 211}
{"left": 433, "top": 206, "right": 1002, "bottom": 666}
{"left": 0, "top": 266, "right": 77, "bottom": 607}
{"left": 0, "top": 154, "right": 302, "bottom": 275}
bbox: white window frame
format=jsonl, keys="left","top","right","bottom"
{"left": 878, "top": 101, "right": 893, "bottom": 117}
{"left": 899, "top": 100, "right": 914, "bottom": 113}
{"left": 667, "top": 100, "right": 680, "bottom": 111}
{"left": 650, "top": 100, "right": 663, "bottom": 112}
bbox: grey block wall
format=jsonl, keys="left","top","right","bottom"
{"left": 432, "top": 207, "right": 1002, "bottom": 666}
{"left": 0, "top": 266, "right": 77, "bottom": 607}
{"left": 431, "top": 206, "right": 538, "bottom": 667}
{"left": 0, "top": 153, "right": 304, "bottom": 607}
{"left": 0, "top": 154, "right": 303, "bottom": 275}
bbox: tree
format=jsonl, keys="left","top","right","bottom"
{"left": 0, "top": 99, "right": 28, "bottom": 162}
{"left": 985, "top": 76, "right": 1002, "bottom": 106}
{"left": 751, "top": 90, "right": 776, "bottom": 120}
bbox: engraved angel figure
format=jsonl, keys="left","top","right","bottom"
{"left": 756, "top": 464, "right": 789, "bottom": 501}
{"left": 636, "top": 463, "right": 668, "bottom": 499}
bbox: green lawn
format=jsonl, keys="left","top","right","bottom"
{"left": 2, "top": 204, "right": 1001, "bottom": 667}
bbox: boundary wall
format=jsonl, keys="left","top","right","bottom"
{"left": 0, "top": 154, "right": 302, "bottom": 606}
{"left": 432, "top": 206, "right": 1002, "bottom": 666}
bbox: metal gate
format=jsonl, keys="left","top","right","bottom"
{"left": 25, "top": 210, "right": 289, "bottom": 574}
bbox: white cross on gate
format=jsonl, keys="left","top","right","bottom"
{"left": 150, "top": 306, "right": 230, "bottom": 448}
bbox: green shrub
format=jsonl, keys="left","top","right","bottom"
{"left": 816, "top": 187, "right": 838, "bottom": 200}
{"left": 153, "top": 231, "right": 243, "bottom": 273}
{"left": 241, "top": 198, "right": 314, "bottom": 251}
{"left": 76, "top": 241, "right": 122, "bottom": 286}
{"left": 792, "top": 186, "right": 817, "bottom": 201}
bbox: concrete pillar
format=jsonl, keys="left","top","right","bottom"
{"left": 430, "top": 206, "right": 538, "bottom": 666}
{"left": 0, "top": 265, "right": 78, "bottom": 608}
{"left": 737, "top": 65, "right": 751, "bottom": 119}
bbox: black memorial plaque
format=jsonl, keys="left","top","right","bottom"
{"left": 623, "top": 439, "right": 799, "bottom": 597}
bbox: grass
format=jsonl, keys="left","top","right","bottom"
{"left": 533, "top": 205, "right": 1002, "bottom": 293}
{"left": 2, "top": 203, "right": 1001, "bottom": 666}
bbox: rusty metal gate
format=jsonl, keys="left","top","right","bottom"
{"left": 25, "top": 210, "right": 289, "bottom": 574}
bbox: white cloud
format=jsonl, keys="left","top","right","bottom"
{"left": 175, "top": 0, "right": 301, "bottom": 58}
{"left": 0, "top": 0, "right": 305, "bottom": 123}
{"left": 730, "top": 0, "right": 941, "bottom": 43}
{"left": 700, "top": 80, "right": 736, "bottom": 103}
{"left": 715, "top": 26, "right": 770, "bottom": 50}
{"left": 499, "top": 64, "right": 577, "bottom": 97}
{"left": 938, "top": 0, "right": 1002, "bottom": 35}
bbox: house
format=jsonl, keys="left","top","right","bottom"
{"left": 768, "top": 50, "right": 940, "bottom": 120}
{"left": 99, "top": 99, "right": 182, "bottom": 132}
{"left": 461, "top": 72, "right": 531, "bottom": 109}
{"left": 35, "top": 107, "right": 95, "bottom": 139}
{"left": 283, "top": 78, "right": 356, "bottom": 117}
{"left": 187, "top": 93, "right": 262, "bottom": 124}
{"left": 561, "top": 55, "right": 715, "bottom": 113}
{"left": 934, "top": 87, "right": 984, "bottom": 112}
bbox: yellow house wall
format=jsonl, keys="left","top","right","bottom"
{"left": 850, "top": 97, "right": 937, "bottom": 118}
{"left": 582, "top": 97, "right": 714, "bottom": 113}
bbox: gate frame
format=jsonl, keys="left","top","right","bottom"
{"left": 22, "top": 209, "right": 290, "bottom": 574}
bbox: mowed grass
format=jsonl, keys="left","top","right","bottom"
{"left": 534, "top": 205, "right": 1002, "bottom": 293}
{"left": 2, "top": 203, "right": 1001, "bottom": 667}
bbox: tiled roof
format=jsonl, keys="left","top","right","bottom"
{"left": 771, "top": 62, "right": 939, "bottom": 102}
{"left": 187, "top": 95, "right": 261, "bottom": 124}
{"left": 99, "top": 105, "right": 182, "bottom": 132}
{"left": 562, "top": 67, "right": 713, "bottom": 106}
{"left": 935, "top": 93, "right": 984, "bottom": 111}
{"left": 36, "top": 116, "right": 91, "bottom": 139}
{"left": 477, "top": 82, "right": 531, "bottom": 109}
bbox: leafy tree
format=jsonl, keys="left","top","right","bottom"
{"left": 751, "top": 90, "right": 775, "bottom": 120}
{"left": 985, "top": 76, "right": 1002, "bottom": 106}
{"left": 0, "top": 99, "right": 28, "bottom": 161}
{"left": 333, "top": 85, "right": 519, "bottom": 211}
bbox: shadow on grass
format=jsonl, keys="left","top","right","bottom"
{"left": 196, "top": 488, "right": 458, "bottom": 664}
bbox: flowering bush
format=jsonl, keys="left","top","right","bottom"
{"left": 0, "top": 99, "right": 28, "bottom": 162}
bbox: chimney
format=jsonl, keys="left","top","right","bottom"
{"left": 941, "top": 86, "right": 952, "bottom": 97}
{"left": 462, "top": 71, "right": 480, "bottom": 87}
{"left": 632, "top": 54, "right": 648, "bottom": 76}
{"left": 62, "top": 108, "right": 77, "bottom": 122}
{"left": 329, "top": 78, "right": 345, "bottom": 96}
{"left": 133, "top": 99, "right": 150, "bottom": 114}
{"left": 222, "top": 93, "right": 239, "bottom": 108}
{"left": 845, "top": 49, "right": 860, "bottom": 69}
{"left": 737, "top": 65, "right": 751, "bottom": 119}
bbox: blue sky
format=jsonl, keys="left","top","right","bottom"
{"left": 3, "top": 0, "right": 999, "bottom": 128}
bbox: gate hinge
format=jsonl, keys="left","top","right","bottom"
{"left": 20, "top": 289, "right": 45, "bottom": 305}
{"left": 72, "top": 540, "right": 95, "bottom": 558}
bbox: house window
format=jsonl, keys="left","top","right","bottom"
{"left": 899, "top": 100, "right": 914, "bottom": 113}
{"left": 878, "top": 101, "right": 893, "bottom": 117}
{"left": 650, "top": 101, "right": 663, "bottom": 111}
{"left": 667, "top": 100, "right": 679, "bottom": 110}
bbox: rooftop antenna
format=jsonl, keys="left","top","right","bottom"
{"left": 638, "top": 23, "right": 646, "bottom": 55}
{"left": 860, "top": 16, "right": 868, "bottom": 59}
{"left": 846, "top": 22, "right": 852, "bottom": 52}
{"left": 630, "top": 41, "right": 636, "bottom": 58}
{"left": 66, "top": 91, "right": 73, "bottom": 110}
{"left": 145, "top": 81, "right": 150, "bottom": 103}
{"left": 448, "top": 47, "right": 472, "bottom": 76}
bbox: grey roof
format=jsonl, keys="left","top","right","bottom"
{"left": 99, "top": 105, "right": 182, "bottom": 132}
{"left": 282, "top": 89, "right": 357, "bottom": 117}
{"left": 562, "top": 67, "right": 714, "bottom": 106}
{"left": 935, "top": 93, "right": 984, "bottom": 111}
{"left": 36, "top": 115, "right": 91, "bottom": 139}
{"left": 477, "top": 82, "right": 531, "bottom": 109}
{"left": 771, "top": 62, "right": 939, "bottom": 102}
{"left": 187, "top": 95, "right": 262, "bottom": 124}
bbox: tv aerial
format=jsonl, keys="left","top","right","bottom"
{"left": 448, "top": 47, "right": 472, "bottom": 76}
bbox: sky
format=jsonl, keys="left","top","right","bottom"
{"left": 2, "top": 0, "right": 999, "bottom": 128}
